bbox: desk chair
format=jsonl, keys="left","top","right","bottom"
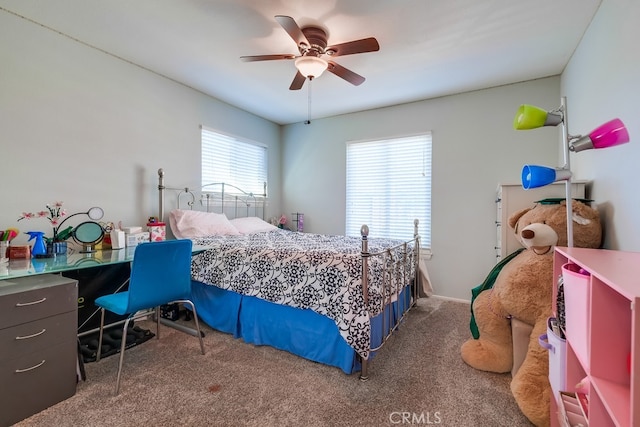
{"left": 94, "top": 239, "right": 205, "bottom": 394}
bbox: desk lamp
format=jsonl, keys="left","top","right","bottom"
{"left": 513, "top": 97, "right": 630, "bottom": 247}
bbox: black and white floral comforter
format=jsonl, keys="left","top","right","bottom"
{"left": 190, "top": 229, "right": 416, "bottom": 358}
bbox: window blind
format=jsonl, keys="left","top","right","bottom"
{"left": 346, "top": 133, "right": 432, "bottom": 246}
{"left": 201, "top": 126, "right": 267, "bottom": 195}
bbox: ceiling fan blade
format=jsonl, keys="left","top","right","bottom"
{"left": 275, "top": 15, "right": 310, "bottom": 48}
{"left": 240, "top": 54, "right": 296, "bottom": 62}
{"left": 327, "top": 61, "right": 365, "bottom": 86}
{"left": 326, "top": 37, "right": 380, "bottom": 57}
{"left": 289, "top": 71, "right": 306, "bottom": 90}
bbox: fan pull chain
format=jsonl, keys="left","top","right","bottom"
{"left": 305, "top": 77, "right": 312, "bottom": 124}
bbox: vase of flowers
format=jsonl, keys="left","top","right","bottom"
{"left": 18, "top": 201, "right": 69, "bottom": 256}
{"left": 278, "top": 214, "right": 287, "bottom": 229}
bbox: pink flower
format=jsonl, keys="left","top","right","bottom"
{"left": 279, "top": 215, "right": 287, "bottom": 225}
{"left": 18, "top": 202, "right": 67, "bottom": 238}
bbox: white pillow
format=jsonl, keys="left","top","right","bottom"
{"left": 230, "top": 216, "right": 278, "bottom": 234}
{"left": 169, "top": 209, "right": 240, "bottom": 238}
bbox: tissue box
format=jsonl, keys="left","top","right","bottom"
{"left": 147, "top": 222, "right": 166, "bottom": 242}
{"left": 126, "top": 232, "right": 150, "bottom": 247}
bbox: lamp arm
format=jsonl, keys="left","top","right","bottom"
{"left": 560, "top": 97, "right": 573, "bottom": 247}
{"left": 549, "top": 106, "right": 564, "bottom": 118}
{"left": 55, "top": 212, "right": 85, "bottom": 232}
{"left": 560, "top": 98, "right": 570, "bottom": 170}
{"left": 565, "top": 178, "right": 574, "bottom": 248}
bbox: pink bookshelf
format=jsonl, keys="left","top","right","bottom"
{"left": 551, "top": 247, "right": 640, "bottom": 427}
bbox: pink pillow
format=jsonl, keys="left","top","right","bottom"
{"left": 230, "top": 217, "right": 278, "bottom": 234}
{"left": 169, "top": 209, "right": 240, "bottom": 238}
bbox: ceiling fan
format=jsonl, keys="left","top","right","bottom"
{"left": 240, "top": 15, "right": 380, "bottom": 90}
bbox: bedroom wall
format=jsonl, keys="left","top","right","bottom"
{"left": 561, "top": 0, "right": 640, "bottom": 251}
{"left": 5, "top": 3, "right": 633, "bottom": 303}
{"left": 281, "top": 77, "right": 563, "bottom": 301}
{"left": 0, "top": 11, "right": 281, "bottom": 245}
{"left": 278, "top": 0, "right": 640, "bottom": 302}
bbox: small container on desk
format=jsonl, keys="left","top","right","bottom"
{"left": 126, "top": 232, "right": 150, "bottom": 247}
{"left": 8, "top": 245, "right": 30, "bottom": 259}
{"left": 0, "top": 241, "right": 8, "bottom": 276}
{"left": 110, "top": 230, "right": 126, "bottom": 249}
{"left": 147, "top": 221, "right": 166, "bottom": 241}
{"left": 0, "top": 241, "right": 9, "bottom": 260}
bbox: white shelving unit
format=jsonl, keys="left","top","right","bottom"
{"left": 495, "top": 182, "right": 586, "bottom": 262}
{"left": 552, "top": 247, "right": 640, "bottom": 427}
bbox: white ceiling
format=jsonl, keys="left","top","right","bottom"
{"left": 1, "top": 0, "right": 602, "bottom": 125}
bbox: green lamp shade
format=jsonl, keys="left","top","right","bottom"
{"left": 513, "top": 104, "right": 563, "bottom": 130}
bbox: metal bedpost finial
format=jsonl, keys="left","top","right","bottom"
{"left": 158, "top": 168, "right": 165, "bottom": 187}
{"left": 158, "top": 168, "right": 165, "bottom": 222}
{"left": 360, "top": 225, "right": 369, "bottom": 238}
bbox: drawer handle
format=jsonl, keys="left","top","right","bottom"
{"left": 15, "top": 359, "right": 46, "bottom": 373}
{"left": 16, "top": 328, "right": 47, "bottom": 340}
{"left": 15, "top": 297, "right": 47, "bottom": 307}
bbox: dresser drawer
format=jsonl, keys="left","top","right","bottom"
{"left": 0, "top": 339, "right": 77, "bottom": 426}
{"left": 0, "top": 310, "right": 76, "bottom": 362}
{"left": 0, "top": 277, "right": 77, "bottom": 328}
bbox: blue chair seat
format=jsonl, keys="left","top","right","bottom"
{"left": 94, "top": 292, "right": 130, "bottom": 316}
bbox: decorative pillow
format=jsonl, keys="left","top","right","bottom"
{"left": 169, "top": 209, "right": 240, "bottom": 238}
{"left": 230, "top": 216, "right": 278, "bottom": 234}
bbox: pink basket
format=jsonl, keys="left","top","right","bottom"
{"left": 562, "top": 263, "right": 590, "bottom": 368}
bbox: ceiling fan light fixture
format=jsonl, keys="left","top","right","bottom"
{"left": 295, "top": 56, "right": 328, "bottom": 78}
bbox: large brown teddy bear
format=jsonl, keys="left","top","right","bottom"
{"left": 461, "top": 200, "right": 601, "bottom": 427}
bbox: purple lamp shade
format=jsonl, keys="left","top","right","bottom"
{"left": 570, "top": 118, "right": 630, "bottom": 152}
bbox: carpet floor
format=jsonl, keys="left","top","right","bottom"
{"left": 15, "top": 297, "right": 534, "bottom": 426}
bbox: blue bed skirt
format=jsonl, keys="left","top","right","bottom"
{"left": 190, "top": 280, "right": 411, "bottom": 374}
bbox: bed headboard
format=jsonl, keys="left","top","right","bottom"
{"left": 157, "top": 168, "right": 267, "bottom": 222}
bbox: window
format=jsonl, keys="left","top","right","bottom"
{"left": 201, "top": 126, "right": 267, "bottom": 195}
{"left": 346, "top": 133, "right": 432, "bottom": 247}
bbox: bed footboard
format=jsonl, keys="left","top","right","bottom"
{"left": 359, "top": 219, "right": 420, "bottom": 380}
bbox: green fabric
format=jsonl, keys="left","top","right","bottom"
{"left": 469, "top": 248, "right": 525, "bottom": 339}
{"left": 535, "top": 197, "right": 592, "bottom": 205}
